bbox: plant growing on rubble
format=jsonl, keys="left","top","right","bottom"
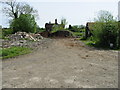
{"left": 10, "top": 14, "right": 37, "bottom": 33}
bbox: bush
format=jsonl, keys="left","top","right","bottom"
{"left": 92, "top": 22, "right": 118, "bottom": 47}
{"left": 0, "top": 28, "right": 13, "bottom": 39}
{"left": 10, "top": 14, "right": 37, "bottom": 33}
{"left": 92, "top": 10, "right": 119, "bottom": 48}
{"left": 2, "top": 29, "right": 13, "bottom": 37}
{"left": 36, "top": 26, "right": 45, "bottom": 33}
{"left": 118, "top": 22, "right": 120, "bottom": 48}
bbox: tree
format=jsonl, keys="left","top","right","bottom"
{"left": 94, "top": 10, "right": 114, "bottom": 22}
{"left": 92, "top": 10, "right": 119, "bottom": 48}
{"left": 2, "top": 0, "right": 38, "bottom": 19}
{"left": 61, "top": 17, "right": 68, "bottom": 28}
{"left": 79, "top": 25, "right": 85, "bottom": 29}
{"left": 0, "top": 25, "right": 2, "bottom": 29}
{"left": 118, "top": 21, "right": 120, "bottom": 48}
{"left": 10, "top": 14, "right": 37, "bottom": 33}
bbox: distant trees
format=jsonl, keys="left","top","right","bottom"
{"left": 2, "top": 0, "right": 38, "bottom": 19}
{"left": 0, "top": 25, "right": 2, "bottom": 29}
{"left": 68, "top": 25, "right": 85, "bottom": 32}
{"left": 61, "top": 17, "right": 68, "bottom": 28}
{"left": 2, "top": 0, "right": 38, "bottom": 33}
{"left": 118, "top": 21, "right": 120, "bottom": 47}
{"left": 92, "top": 10, "right": 119, "bottom": 48}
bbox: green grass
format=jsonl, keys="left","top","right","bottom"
{"left": 80, "top": 37, "right": 96, "bottom": 47}
{"left": 85, "top": 41, "right": 96, "bottom": 46}
{"left": 51, "top": 30, "right": 58, "bottom": 33}
{"left": 0, "top": 48, "right": 2, "bottom": 59}
{"left": 73, "top": 32, "right": 84, "bottom": 37}
{"left": 0, "top": 29, "right": 2, "bottom": 39}
{"left": 1, "top": 46, "right": 31, "bottom": 59}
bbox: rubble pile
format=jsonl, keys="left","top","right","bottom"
{"left": 2, "top": 32, "right": 44, "bottom": 48}
{"left": 9, "top": 32, "right": 43, "bottom": 41}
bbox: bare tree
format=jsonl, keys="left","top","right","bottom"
{"left": 61, "top": 17, "right": 68, "bottom": 28}
{"left": 2, "top": 0, "right": 38, "bottom": 19}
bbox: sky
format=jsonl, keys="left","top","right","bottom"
{"left": 0, "top": 0, "right": 119, "bottom": 28}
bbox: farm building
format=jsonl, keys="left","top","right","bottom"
{"left": 45, "top": 19, "right": 65, "bottom": 32}
{"left": 85, "top": 22, "right": 95, "bottom": 38}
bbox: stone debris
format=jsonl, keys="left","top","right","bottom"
{"left": 2, "top": 32, "right": 44, "bottom": 48}
{"left": 9, "top": 32, "right": 43, "bottom": 41}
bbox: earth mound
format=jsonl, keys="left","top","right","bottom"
{"left": 50, "top": 30, "right": 74, "bottom": 38}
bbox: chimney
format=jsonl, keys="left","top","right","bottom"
{"left": 55, "top": 19, "right": 58, "bottom": 24}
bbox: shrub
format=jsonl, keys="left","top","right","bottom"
{"left": 2, "top": 29, "right": 13, "bottom": 36}
{"left": 118, "top": 21, "right": 120, "bottom": 48}
{"left": 92, "top": 22, "right": 118, "bottom": 48}
{"left": 10, "top": 14, "right": 37, "bottom": 33}
{"left": 36, "top": 26, "right": 45, "bottom": 33}
{"left": 92, "top": 10, "right": 119, "bottom": 48}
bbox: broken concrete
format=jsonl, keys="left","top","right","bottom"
{"left": 2, "top": 32, "right": 44, "bottom": 48}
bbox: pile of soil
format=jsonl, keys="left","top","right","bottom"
{"left": 50, "top": 30, "right": 74, "bottom": 38}
{"left": 39, "top": 31, "right": 50, "bottom": 38}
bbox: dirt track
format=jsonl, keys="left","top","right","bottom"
{"left": 2, "top": 38, "right": 118, "bottom": 88}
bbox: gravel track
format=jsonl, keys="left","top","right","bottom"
{"left": 2, "top": 38, "right": 118, "bottom": 88}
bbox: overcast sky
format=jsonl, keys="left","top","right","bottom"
{"left": 0, "top": 0, "right": 119, "bottom": 28}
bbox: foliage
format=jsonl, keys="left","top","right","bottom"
{"left": 73, "top": 32, "right": 84, "bottom": 37}
{"left": 2, "top": 46, "right": 31, "bottom": 59}
{"left": 80, "top": 36, "right": 87, "bottom": 40}
{"left": 2, "top": 28, "right": 13, "bottom": 38}
{"left": 68, "top": 25, "right": 85, "bottom": 38}
{"left": 85, "top": 40, "right": 96, "bottom": 47}
{"left": 0, "top": 48, "right": 1, "bottom": 54}
{"left": 36, "top": 26, "right": 45, "bottom": 33}
{"left": 0, "top": 28, "right": 2, "bottom": 39}
{"left": 79, "top": 25, "right": 85, "bottom": 29}
{"left": 92, "top": 10, "right": 119, "bottom": 48}
{"left": 52, "top": 24, "right": 65, "bottom": 32}
{"left": 10, "top": 14, "right": 37, "bottom": 33}
{"left": 94, "top": 10, "right": 114, "bottom": 22}
{"left": 118, "top": 21, "right": 120, "bottom": 48}
{"left": 69, "top": 25, "right": 85, "bottom": 32}
{"left": 0, "top": 28, "right": 13, "bottom": 39}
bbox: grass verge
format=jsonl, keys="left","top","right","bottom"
{"left": 72, "top": 32, "right": 83, "bottom": 37}
{"left": 1, "top": 46, "right": 31, "bottom": 59}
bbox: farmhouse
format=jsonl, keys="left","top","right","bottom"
{"left": 45, "top": 19, "right": 58, "bottom": 32}
{"left": 45, "top": 19, "right": 65, "bottom": 32}
{"left": 40, "top": 19, "right": 65, "bottom": 37}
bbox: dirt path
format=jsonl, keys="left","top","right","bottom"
{"left": 2, "top": 38, "right": 118, "bottom": 88}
